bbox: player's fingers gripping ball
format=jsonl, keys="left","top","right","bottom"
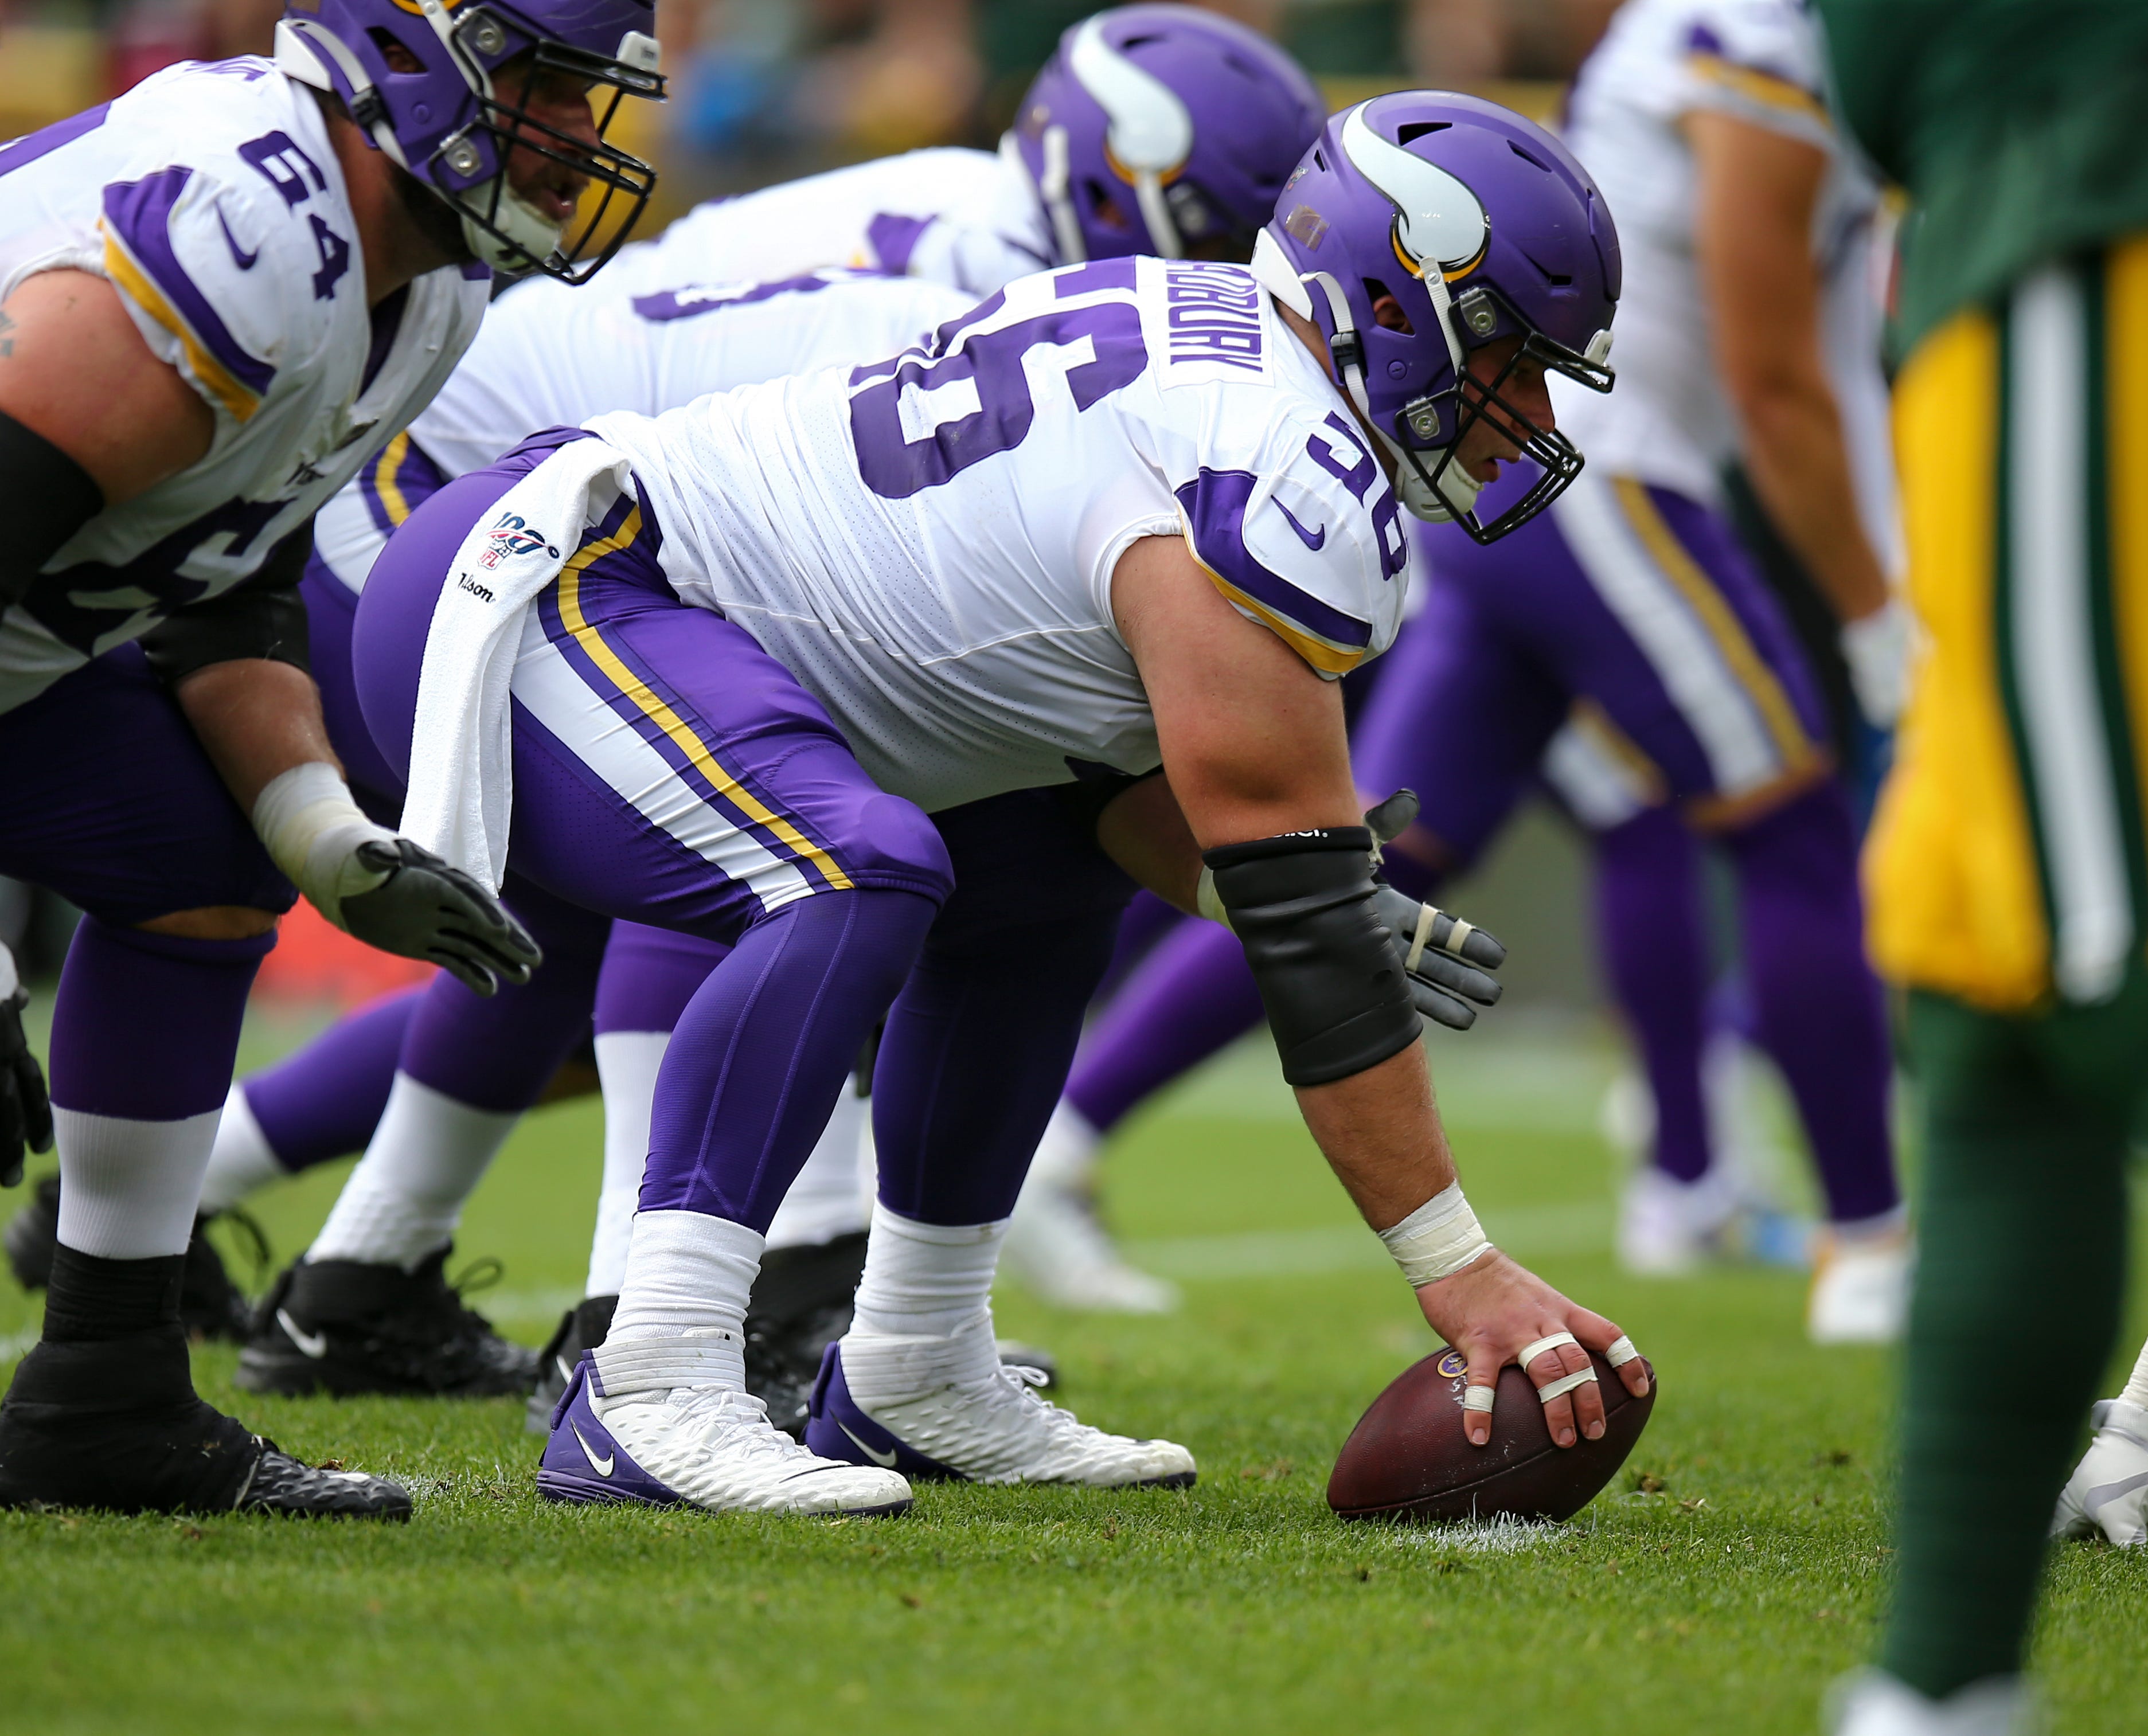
{"left": 1327, "top": 1333, "right": 1658, "bottom": 1526}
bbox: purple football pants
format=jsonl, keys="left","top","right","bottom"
{"left": 350, "top": 434, "right": 950, "bottom": 1231}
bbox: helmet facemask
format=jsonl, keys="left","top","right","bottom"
{"left": 1393, "top": 284, "right": 1614, "bottom": 544}
{"left": 428, "top": 6, "right": 662, "bottom": 282}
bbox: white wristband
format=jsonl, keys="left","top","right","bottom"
{"left": 0, "top": 939, "right": 18, "bottom": 1003}
{"left": 1377, "top": 1182, "right": 1493, "bottom": 1287}
{"left": 251, "top": 761, "right": 396, "bottom": 929}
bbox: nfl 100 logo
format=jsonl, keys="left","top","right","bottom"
{"left": 478, "top": 511, "right": 559, "bottom": 570}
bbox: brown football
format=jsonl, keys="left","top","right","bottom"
{"left": 1327, "top": 1344, "right": 1657, "bottom": 1524}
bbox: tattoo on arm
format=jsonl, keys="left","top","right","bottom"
{"left": 0, "top": 310, "right": 15, "bottom": 359}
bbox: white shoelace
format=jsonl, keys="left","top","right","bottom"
{"left": 669, "top": 1387, "right": 817, "bottom": 1464}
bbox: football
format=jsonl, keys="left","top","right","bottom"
{"left": 1327, "top": 1345, "right": 1657, "bottom": 1524}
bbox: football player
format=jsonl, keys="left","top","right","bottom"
{"left": 15, "top": 5, "right": 1330, "bottom": 1410}
{"left": 344, "top": 92, "right": 1649, "bottom": 1517}
{"left": 1014, "top": 0, "right": 1911, "bottom": 1343}
{"left": 1818, "top": 2, "right": 2148, "bottom": 1731}
{"left": 0, "top": 0, "right": 662, "bottom": 1518}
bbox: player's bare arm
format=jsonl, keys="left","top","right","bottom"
{"left": 1688, "top": 108, "right": 1904, "bottom": 718}
{"left": 1112, "top": 531, "right": 1647, "bottom": 1449}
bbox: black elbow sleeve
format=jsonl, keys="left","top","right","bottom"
{"left": 139, "top": 522, "right": 314, "bottom": 684}
{"left": 0, "top": 409, "right": 104, "bottom": 611}
{"left": 1203, "top": 825, "right": 1421, "bottom": 1088}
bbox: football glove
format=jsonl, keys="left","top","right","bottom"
{"left": 1364, "top": 789, "right": 1506, "bottom": 1031}
{"left": 339, "top": 838, "right": 542, "bottom": 999}
{"left": 0, "top": 941, "right": 53, "bottom": 1188}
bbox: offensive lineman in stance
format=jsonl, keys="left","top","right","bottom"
{"left": 352, "top": 94, "right": 1650, "bottom": 1516}
{"left": 10, "top": 6, "right": 1332, "bottom": 1416}
{"left": 0, "top": 0, "right": 662, "bottom": 1516}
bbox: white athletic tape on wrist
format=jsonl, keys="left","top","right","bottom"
{"left": 251, "top": 761, "right": 396, "bottom": 929}
{"left": 1534, "top": 1367, "right": 1598, "bottom": 1404}
{"left": 1378, "top": 1183, "right": 1493, "bottom": 1287}
{"left": 0, "top": 940, "right": 18, "bottom": 1003}
{"left": 1517, "top": 1332, "right": 1580, "bottom": 1369}
{"left": 1604, "top": 1336, "right": 1640, "bottom": 1368}
{"left": 1462, "top": 1385, "right": 1496, "bottom": 1413}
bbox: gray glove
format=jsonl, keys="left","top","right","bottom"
{"left": 1364, "top": 789, "right": 1506, "bottom": 1031}
{"left": 339, "top": 838, "right": 543, "bottom": 998}
{"left": 0, "top": 944, "right": 52, "bottom": 1187}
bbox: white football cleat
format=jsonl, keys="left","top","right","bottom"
{"left": 1807, "top": 1229, "right": 1912, "bottom": 1346}
{"left": 808, "top": 1324, "right": 1196, "bottom": 1488}
{"left": 2052, "top": 1398, "right": 2148, "bottom": 1546}
{"left": 538, "top": 1355, "right": 912, "bottom": 1516}
{"left": 1827, "top": 1669, "right": 2032, "bottom": 1736}
{"left": 1616, "top": 1163, "right": 1743, "bottom": 1276}
{"left": 1003, "top": 1101, "right": 1178, "bottom": 1313}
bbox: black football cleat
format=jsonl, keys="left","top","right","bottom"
{"left": 745, "top": 1231, "right": 870, "bottom": 1440}
{"left": 5, "top": 1176, "right": 259, "bottom": 1343}
{"left": 525, "top": 1292, "right": 618, "bottom": 1434}
{"left": 0, "top": 1328, "right": 409, "bottom": 1519}
{"left": 235, "top": 1245, "right": 540, "bottom": 1398}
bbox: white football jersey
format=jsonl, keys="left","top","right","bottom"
{"left": 611, "top": 143, "right": 1052, "bottom": 302}
{"left": 585, "top": 256, "right": 1413, "bottom": 813}
{"left": 313, "top": 266, "right": 972, "bottom": 592}
{"left": 0, "top": 58, "right": 489, "bottom": 711}
{"left": 1552, "top": 0, "right": 1900, "bottom": 569}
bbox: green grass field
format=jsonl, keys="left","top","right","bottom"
{"left": 2, "top": 1009, "right": 2143, "bottom": 1734}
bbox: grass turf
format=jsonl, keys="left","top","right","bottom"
{"left": 1, "top": 1013, "right": 2143, "bottom": 1734}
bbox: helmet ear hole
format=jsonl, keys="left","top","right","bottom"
{"left": 1361, "top": 277, "right": 1415, "bottom": 335}
{"left": 366, "top": 26, "right": 423, "bottom": 75}
{"left": 1083, "top": 179, "right": 1132, "bottom": 232}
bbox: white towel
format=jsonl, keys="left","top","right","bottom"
{"left": 398, "top": 436, "right": 635, "bottom": 890}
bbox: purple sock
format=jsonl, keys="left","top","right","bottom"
{"left": 593, "top": 920, "right": 728, "bottom": 1035}
{"left": 395, "top": 874, "right": 611, "bottom": 1114}
{"left": 49, "top": 920, "right": 273, "bottom": 1121}
{"left": 1064, "top": 915, "right": 1264, "bottom": 1135}
{"left": 1724, "top": 783, "right": 1900, "bottom": 1224}
{"left": 1591, "top": 806, "right": 1712, "bottom": 1186}
{"left": 875, "top": 908, "right": 1122, "bottom": 1226}
{"left": 241, "top": 986, "right": 424, "bottom": 1172}
{"left": 639, "top": 889, "right": 937, "bottom": 1231}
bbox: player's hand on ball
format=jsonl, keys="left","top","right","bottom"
{"left": 338, "top": 838, "right": 543, "bottom": 998}
{"left": 1362, "top": 789, "right": 1506, "bottom": 1030}
{"left": 0, "top": 942, "right": 52, "bottom": 1188}
{"left": 1413, "top": 1248, "right": 1649, "bottom": 1449}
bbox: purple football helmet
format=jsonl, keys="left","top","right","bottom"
{"left": 1250, "top": 92, "right": 1620, "bottom": 542}
{"left": 1008, "top": 5, "right": 1325, "bottom": 265}
{"left": 274, "top": 0, "right": 663, "bottom": 283}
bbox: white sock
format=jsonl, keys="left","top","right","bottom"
{"left": 585, "top": 1030, "right": 667, "bottom": 1297}
{"left": 850, "top": 1202, "right": 1008, "bottom": 1342}
{"left": 2118, "top": 1335, "right": 2148, "bottom": 1414}
{"left": 197, "top": 1084, "right": 287, "bottom": 1214}
{"left": 306, "top": 1073, "right": 517, "bottom": 1269}
{"left": 53, "top": 1105, "right": 222, "bottom": 1260}
{"left": 765, "top": 1090, "right": 873, "bottom": 1252}
{"left": 597, "top": 1209, "right": 761, "bottom": 1394}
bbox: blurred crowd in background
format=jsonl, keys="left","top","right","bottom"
{"left": 0, "top": 0, "right": 1624, "bottom": 992}
{"left": 0, "top": 0, "right": 1621, "bottom": 212}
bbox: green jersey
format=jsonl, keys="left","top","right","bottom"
{"left": 1817, "top": 0, "right": 2148, "bottom": 349}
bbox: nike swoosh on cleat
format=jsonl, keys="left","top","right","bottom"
{"left": 837, "top": 1422, "right": 900, "bottom": 1468}
{"left": 276, "top": 1308, "right": 330, "bottom": 1360}
{"left": 1274, "top": 499, "right": 1326, "bottom": 552}
{"left": 571, "top": 1422, "right": 615, "bottom": 1477}
{"left": 2084, "top": 1469, "right": 2148, "bottom": 1515}
{"left": 215, "top": 203, "right": 259, "bottom": 271}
